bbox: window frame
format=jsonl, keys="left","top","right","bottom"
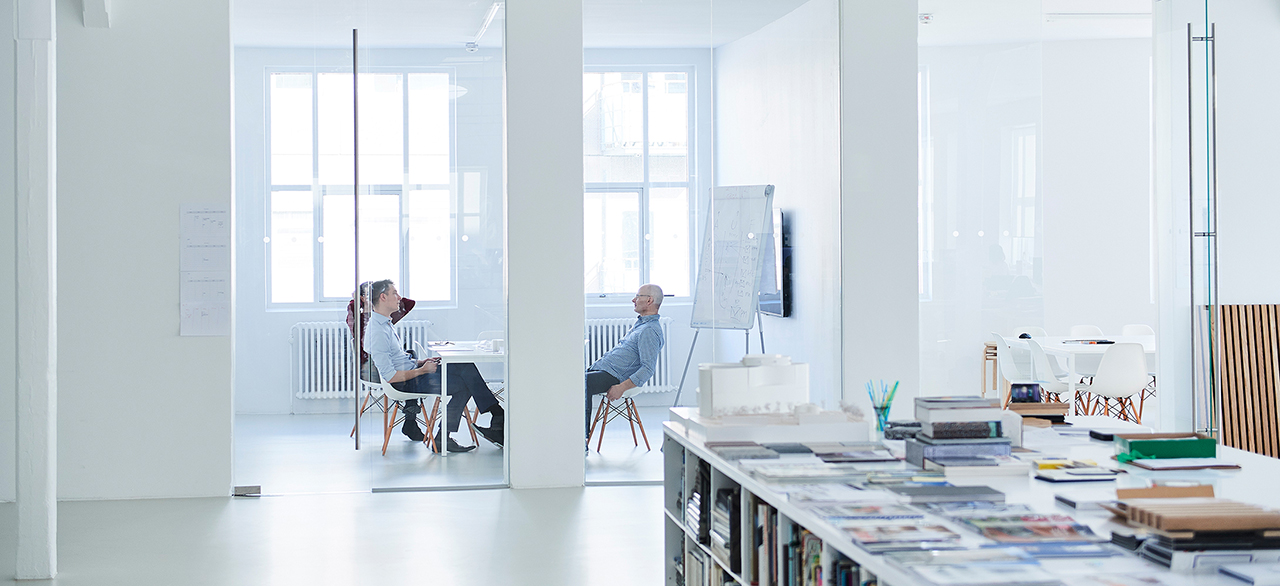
{"left": 583, "top": 65, "right": 697, "bottom": 302}
{"left": 263, "top": 66, "right": 459, "bottom": 309}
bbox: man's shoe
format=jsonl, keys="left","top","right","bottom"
{"left": 431, "top": 433, "right": 476, "bottom": 453}
{"left": 478, "top": 425, "right": 504, "bottom": 448}
{"left": 401, "top": 420, "right": 425, "bottom": 442}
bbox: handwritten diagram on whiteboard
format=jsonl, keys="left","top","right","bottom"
{"left": 690, "top": 185, "right": 774, "bottom": 330}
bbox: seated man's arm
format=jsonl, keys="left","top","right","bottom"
{"left": 607, "top": 326, "right": 663, "bottom": 400}
{"left": 386, "top": 357, "right": 437, "bottom": 383}
{"left": 366, "top": 322, "right": 437, "bottom": 384}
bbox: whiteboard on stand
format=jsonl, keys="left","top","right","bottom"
{"left": 690, "top": 185, "right": 775, "bottom": 330}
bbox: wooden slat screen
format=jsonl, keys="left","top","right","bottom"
{"left": 1217, "top": 304, "right": 1280, "bottom": 458}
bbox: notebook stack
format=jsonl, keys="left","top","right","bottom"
{"left": 710, "top": 488, "right": 741, "bottom": 573}
{"left": 906, "top": 397, "right": 1016, "bottom": 473}
{"left": 1122, "top": 498, "right": 1280, "bottom": 573}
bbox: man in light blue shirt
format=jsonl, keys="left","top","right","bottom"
{"left": 585, "top": 283, "right": 665, "bottom": 436}
{"left": 363, "top": 279, "right": 504, "bottom": 452}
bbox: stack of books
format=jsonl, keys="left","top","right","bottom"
{"left": 1121, "top": 498, "right": 1280, "bottom": 573}
{"left": 907, "top": 397, "right": 1021, "bottom": 474}
{"left": 1007, "top": 401, "right": 1069, "bottom": 425}
{"left": 709, "top": 488, "right": 740, "bottom": 573}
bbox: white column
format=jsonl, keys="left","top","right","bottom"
{"left": 14, "top": 0, "right": 57, "bottom": 579}
{"left": 504, "top": 0, "right": 585, "bottom": 488}
{"left": 839, "top": 0, "right": 919, "bottom": 420}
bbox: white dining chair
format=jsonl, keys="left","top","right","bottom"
{"left": 1121, "top": 324, "right": 1155, "bottom": 336}
{"left": 1076, "top": 343, "right": 1150, "bottom": 423}
{"left": 991, "top": 333, "right": 1037, "bottom": 407}
{"left": 1011, "top": 325, "right": 1047, "bottom": 338}
{"left": 1069, "top": 325, "right": 1105, "bottom": 337}
{"left": 1026, "top": 339, "right": 1072, "bottom": 405}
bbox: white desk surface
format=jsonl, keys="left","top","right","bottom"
{"left": 664, "top": 417, "right": 1280, "bottom": 586}
{"left": 428, "top": 341, "right": 505, "bottom": 456}
{"left": 1007, "top": 335, "right": 1157, "bottom": 357}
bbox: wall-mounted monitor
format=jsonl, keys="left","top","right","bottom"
{"left": 758, "top": 208, "right": 791, "bottom": 317}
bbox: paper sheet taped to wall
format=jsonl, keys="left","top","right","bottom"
{"left": 179, "top": 204, "right": 231, "bottom": 336}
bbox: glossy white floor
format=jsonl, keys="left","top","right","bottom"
{"left": 0, "top": 485, "right": 664, "bottom": 585}
{"left": 234, "top": 405, "right": 668, "bottom": 493}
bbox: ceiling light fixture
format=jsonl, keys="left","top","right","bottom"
{"left": 466, "top": 2, "right": 503, "bottom": 53}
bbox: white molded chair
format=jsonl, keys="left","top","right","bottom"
{"left": 364, "top": 376, "right": 481, "bottom": 455}
{"left": 1119, "top": 324, "right": 1157, "bottom": 419}
{"left": 351, "top": 370, "right": 388, "bottom": 438}
{"left": 1076, "top": 343, "right": 1150, "bottom": 423}
{"left": 991, "top": 333, "right": 1037, "bottom": 407}
{"left": 587, "top": 386, "right": 651, "bottom": 452}
{"left": 1121, "top": 324, "right": 1155, "bottom": 336}
{"left": 1026, "top": 339, "right": 1072, "bottom": 405}
{"left": 1012, "top": 325, "right": 1047, "bottom": 338}
{"left": 1069, "top": 325, "right": 1105, "bottom": 337}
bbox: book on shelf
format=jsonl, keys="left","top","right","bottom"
{"left": 905, "top": 437, "right": 1012, "bottom": 468}
{"left": 925, "top": 455, "right": 1031, "bottom": 477}
{"left": 803, "top": 503, "right": 924, "bottom": 521}
{"left": 709, "top": 488, "right": 741, "bottom": 574}
{"left": 1139, "top": 540, "right": 1280, "bottom": 573}
{"left": 887, "top": 484, "right": 1006, "bottom": 504}
{"left": 1219, "top": 562, "right": 1280, "bottom": 585}
{"left": 843, "top": 522, "right": 965, "bottom": 554}
{"left": 916, "top": 405, "right": 1005, "bottom": 424}
{"left": 921, "top": 420, "right": 1004, "bottom": 439}
{"left": 800, "top": 530, "right": 822, "bottom": 586}
{"left": 958, "top": 513, "right": 1104, "bottom": 544}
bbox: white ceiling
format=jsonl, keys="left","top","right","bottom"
{"left": 233, "top": 0, "right": 811, "bottom": 49}
{"left": 232, "top": 0, "right": 1153, "bottom": 50}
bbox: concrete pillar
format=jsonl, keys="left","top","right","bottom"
{"left": 505, "top": 0, "right": 585, "bottom": 487}
{"left": 839, "top": 0, "right": 919, "bottom": 420}
{"left": 14, "top": 0, "right": 58, "bottom": 579}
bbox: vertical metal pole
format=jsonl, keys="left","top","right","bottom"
{"left": 1208, "top": 23, "right": 1220, "bottom": 438}
{"left": 672, "top": 329, "right": 701, "bottom": 407}
{"left": 757, "top": 310, "right": 766, "bottom": 354}
{"left": 1187, "top": 23, "right": 1198, "bottom": 434}
{"left": 353, "top": 29, "right": 362, "bottom": 449}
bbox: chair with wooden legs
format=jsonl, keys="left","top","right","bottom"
{"left": 363, "top": 378, "right": 481, "bottom": 455}
{"left": 587, "top": 387, "right": 651, "bottom": 452}
{"left": 351, "top": 377, "right": 388, "bottom": 438}
{"left": 1075, "top": 343, "right": 1149, "bottom": 423}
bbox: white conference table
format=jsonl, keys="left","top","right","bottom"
{"left": 428, "top": 340, "right": 505, "bottom": 456}
{"left": 1006, "top": 335, "right": 1156, "bottom": 413}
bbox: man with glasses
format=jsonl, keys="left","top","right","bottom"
{"left": 584, "top": 283, "right": 666, "bottom": 440}
{"left": 363, "top": 279, "right": 505, "bottom": 452}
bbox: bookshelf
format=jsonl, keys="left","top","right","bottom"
{"left": 664, "top": 424, "right": 920, "bottom": 586}
{"left": 665, "top": 416, "right": 1280, "bottom": 586}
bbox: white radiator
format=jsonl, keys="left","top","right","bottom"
{"left": 584, "top": 317, "right": 674, "bottom": 393}
{"left": 291, "top": 320, "right": 433, "bottom": 399}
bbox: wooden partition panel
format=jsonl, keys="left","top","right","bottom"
{"left": 1217, "top": 305, "right": 1280, "bottom": 458}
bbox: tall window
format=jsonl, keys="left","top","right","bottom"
{"left": 583, "top": 69, "right": 693, "bottom": 298}
{"left": 266, "top": 70, "right": 454, "bottom": 304}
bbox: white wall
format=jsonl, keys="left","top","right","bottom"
{"left": 233, "top": 47, "right": 508, "bottom": 416}
{"left": 1, "top": 0, "right": 18, "bottom": 503}
{"left": 713, "top": 0, "right": 844, "bottom": 408}
{"left": 1041, "top": 39, "right": 1156, "bottom": 336}
{"left": 56, "top": 0, "right": 233, "bottom": 498}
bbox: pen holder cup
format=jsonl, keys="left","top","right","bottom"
{"left": 872, "top": 405, "right": 891, "bottom": 433}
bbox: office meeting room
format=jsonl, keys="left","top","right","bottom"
{"left": 7, "top": 0, "right": 1280, "bottom": 584}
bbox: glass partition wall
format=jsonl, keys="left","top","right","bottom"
{"left": 582, "top": 0, "right": 843, "bottom": 483}
{"left": 233, "top": 0, "right": 507, "bottom": 493}
{"left": 917, "top": 3, "right": 1157, "bottom": 417}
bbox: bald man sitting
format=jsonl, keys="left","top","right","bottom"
{"left": 584, "top": 283, "right": 666, "bottom": 439}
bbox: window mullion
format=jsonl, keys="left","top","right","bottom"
{"left": 312, "top": 71, "right": 323, "bottom": 303}
{"left": 640, "top": 71, "right": 651, "bottom": 286}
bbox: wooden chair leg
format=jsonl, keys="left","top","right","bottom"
{"left": 596, "top": 398, "right": 612, "bottom": 452}
{"left": 351, "top": 391, "right": 373, "bottom": 437}
{"left": 383, "top": 399, "right": 398, "bottom": 456}
{"left": 625, "top": 399, "right": 639, "bottom": 447}
{"left": 630, "top": 400, "right": 651, "bottom": 451}
{"left": 588, "top": 396, "right": 607, "bottom": 449}
{"left": 463, "top": 404, "right": 480, "bottom": 446}
{"left": 425, "top": 398, "right": 442, "bottom": 451}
